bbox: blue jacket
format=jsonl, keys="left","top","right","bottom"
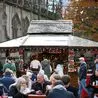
{"left": 0, "top": 74, "right": 15, "bottom": 92}
{"left": 78, "top": 62, "right": 87, "bottom": 80}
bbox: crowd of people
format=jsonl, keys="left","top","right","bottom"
{"left": 0, "top": 54, "right": 98, "bottom": 98}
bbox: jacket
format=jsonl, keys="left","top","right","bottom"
{"left": 47, "top": 85, "right": 75, "bottom": 98}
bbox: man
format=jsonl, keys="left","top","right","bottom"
{"left": 78, "top": 57, "right": 87, "bottom": 97}
{"left": 61, "top": 75, "right": 78, "bottom": 98}
{"left": 46, "top": 80, "right": 75, "bottom": 98}
{"left": 31, "top": 73, "right": 51, "bottom": 94}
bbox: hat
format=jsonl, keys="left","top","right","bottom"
{"left": 79, "top": 57, "right": 85, "bottom": 61}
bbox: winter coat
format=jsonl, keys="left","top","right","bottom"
{"left": 41, "top": 59, "right": 52, "bottom": 78}
{"left": 78, "top": 62, "right": 87, "bottom": 81}
{"left": 47, "top": 85, "right": 75, "bottom": 98}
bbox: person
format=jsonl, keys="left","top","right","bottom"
{"left": 3, "top": 57, "right": 16, "bottom": 75}
{"left": 91, "top": 55, "right": 98, "bottom": 97}
{"left": 46, "top": 74, "right": 61, "bottom": 95}
{"left": 31, "top": 73, "right": 51, "bottom": 94}
{"left": 39, "top": 69, "right": 49, "bottom": 81}
{"left": 0, "top": 83, "right": 3, "bottom": 96}
{"left": 0, "top": 61, "right": 3, "bottom": 77}
{"left": 41, "top": 59, "right": 52, "bottom": 78}
{"left": 30, "top": 54, "right": 42, "bottom": 73}
{"left": 54, "top": 59, "right": 64, "bottom": 77}
{"left": 0, "top": 68, "right": 16, "bottom": 93}
{"left": 78, "top": 57, "right": 88, "bottom": 97}
{"left": 61, "top": 75, "right": 78, "bottom": 98}
{"left": 22, "top": 75, "right": 32, "bottom": 90}
{"left": 46, "top": 80, "right": 75, "bottom": 98}
{"left": 49, "top": 74, "right": 61, "bottom": 88}
{"left": 9, "top": 77, "right": 32, "bottom": 98}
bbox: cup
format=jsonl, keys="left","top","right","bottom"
{"left": 8, "top": 96, "right": 13, "bottom": 98}
{"left": 2, "top": 93, "right": 8, "bottom": 98}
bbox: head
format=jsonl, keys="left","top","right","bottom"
{"left": 22, "top": 75, "right": 30, "bottom": 87}
{"left": 4, "top": 68, "right": 13, "bottom": 76}
{"left": 37, "top": 73, "right": 45, "bottom": 84}
{"left": 54, "top": 80, "right": 64, "bottom": 87}
{"left": 16, "top": 77, "right": 27, "bottom": 91}
{"left": 41, "top": 59, "right": 50, "bottom": 66}
{"left": 50, "top": 74, "right": 61, "bottom": 86}
{"left": 26, "top": 71, "right": 33, "bottom": 79}
{"left": 61, "top": 75, "right": 70, "bottom": 87}
{"left": 79, "top": 57, "right": 85, "bottom": 63}
{"left": 32, "top": 54, "right": 38, "bottom": 60}
{"left": 7, "top": 56, "right": 12, "bottom": 63}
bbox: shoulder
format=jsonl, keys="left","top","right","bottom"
{"left": 66, "top": 90, "right": 75, "bottom": 97}
{"left": 44, "top": 81, "right": 51, "bottom": 85}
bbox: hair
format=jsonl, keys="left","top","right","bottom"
{"left": 50, "top": 74, "right": 61, "bottom": 81}
{"left": 16, "top": 77, "right": 26, "bottom": 91}
{"left": 37, "top": 73, "right": 44, "bottom": 78}
{"left": 4, "top": 68, "right": 13, "bottom": 75}
{"left": 22, "top": 75, "right": 29, "bottom": 86}
{"left": 54, "top": 80, "right": 64, "bottom": 86}
{"left": 61, "top": 75, "right": 70, "bottom": 85}
{"left": 53, "top": 74, "right": 61, "bottom": 80}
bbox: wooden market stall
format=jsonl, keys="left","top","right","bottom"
{"left": 0, "top": 20, "right": 98, "bottom": 87}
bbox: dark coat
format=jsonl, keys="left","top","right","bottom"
{"left": 9, "top": 85, "right": 31, "bottom": 98}
{"left": 78, "top": 62, "right": 87, "bottom": 80}
{"left": 9, "top": 85, "right": 19, "bottom": 98}
{"left": 47, "top": 85, "right": 75, "bottom": 98}
{"left": 41, "top": 59, "right": 51, "bottom": 78}
{"left": 32, "top": 81, "right": 51, "bottom": 94}
{"left": 14, "top": 92, "right": 27, "bottom": 98}
{"left": 66, "top": 85, "right": 78, "bottom": 98}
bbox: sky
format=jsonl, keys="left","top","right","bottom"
{"left": 48, "top": 0, "right": 70, "bottom": 12}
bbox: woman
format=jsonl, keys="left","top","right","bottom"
{"left": 9, "top": 77, "right": 31, "bottom": 98}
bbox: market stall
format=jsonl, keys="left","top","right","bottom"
{"left": 0, "top": 20, "right": 98, "bottom": 86}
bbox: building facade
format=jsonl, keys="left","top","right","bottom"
{"left": 0, "top": 0, "right": 60, "bottom": 42}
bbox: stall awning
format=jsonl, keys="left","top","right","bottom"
{"left": 0, "top": 34, "right": 98, "bottom": 48}
{"left": 0, "top": 36, "right": 28, "bottom": 48}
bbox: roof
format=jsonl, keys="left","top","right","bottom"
{"left": 27, "top": 20, "right": 73, "bottom": 34}
{"left": 0, "top": 35, "right": 98, "bottom": 48}
{"left": 0, "top": 20, "right": 98, "bottom": 48}
{"left": 0, "top": 36, "right": 28, "bottom": 48}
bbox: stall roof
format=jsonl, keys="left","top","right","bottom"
{"left": 0, "top": 36, "right": 28, "bottom": 48}
{"left": 0, "top": 20, "right": 98, "bottom": 48}
{"left": 0, "top": 34, "right": 98, "bottom": 48}
{"left": 27, "top": 20, "right": 73, "bottom": 34}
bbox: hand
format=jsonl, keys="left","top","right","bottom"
{"left": 36, "top": 90, "right": 43, "bottom": 95}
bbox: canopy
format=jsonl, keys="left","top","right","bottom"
{"left": 0, "top": 20, "right": 98, "bottom": 48}
{"left": 0, "top": 34, "right": 98, "bottom": 48}
{"left": 0, "top": 36, "right": 28, "bottom": 48}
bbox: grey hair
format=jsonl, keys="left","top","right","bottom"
{"left": 16, "top": 77, "right": 26, "bottom": 91}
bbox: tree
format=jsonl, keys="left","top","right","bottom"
{"left": 64, "top": 0, "right": 98, "bottom": 41}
